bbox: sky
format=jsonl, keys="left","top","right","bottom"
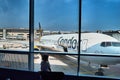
{"left": 0, "top": 0, "right": 78, "bottom": 31}
{"left": 82, "top": 0, "right": 120, "bottom": 31}
{"left": 34, "top": 0, "right": 78, "bottom": 31}
{"left": 0, "top": 0, "right": 120, "bottom": 32}
{"left": 0, "top": 0, "right": 29, "bottom": 28}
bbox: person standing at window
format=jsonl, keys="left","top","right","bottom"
{"left": 95, "top": 68, "right": 104, "bottom": 76}
{"left": 40, "top": 54, "right": 51, "bottom": 72}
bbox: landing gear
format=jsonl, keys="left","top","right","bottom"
{"left": 95, "top": 68, "right": 104, "bottom": 76}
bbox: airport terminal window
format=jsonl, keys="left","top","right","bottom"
{"left": 1, "top": 0, "right": 120, "bottom": 80}
{"left": 0, "top": 0, "right": 29, "bottom": 51}
{"left": 34, "top": 0, "right": 79, "bottom": 75}
{"left": 81, "top": 0, "right": 120, "bottom": 79}
{"left": 0, "top": 0, "right": 29, "bottom": 70}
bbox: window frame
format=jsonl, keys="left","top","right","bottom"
{"left": 0, "top": 0, "right": 120, "bottom": 80}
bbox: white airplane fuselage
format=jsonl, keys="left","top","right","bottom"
{"left": 39, "top": 33, "right": 120, "bottom": 65}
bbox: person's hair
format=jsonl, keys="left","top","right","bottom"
{"left": 41, "top": 54, "right": 49, "bottom": 61}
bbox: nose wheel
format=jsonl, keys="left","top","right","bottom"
{"left": 95, "top": 68, "right": 104, "bottom": 76}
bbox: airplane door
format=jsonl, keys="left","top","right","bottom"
{"left": 81, "top": 39, "right": 88, "bottom": 52}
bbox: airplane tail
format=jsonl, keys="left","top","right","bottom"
{"left": 34, "top": 22, "right": 43, "bottom": 50}
{"left": 39, "top": 22, "right": 43, "bottom": 42}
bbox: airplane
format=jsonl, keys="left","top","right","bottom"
{"left": 35, "top": 31, "right": 120, "bottom": 75}
{"left": 34, "top": 23, "right": 120, "bottom": 74}
{"left": 36, "top": 29, "right": 120, "bottom": 66}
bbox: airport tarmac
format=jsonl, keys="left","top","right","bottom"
{"left": 0, "top": 40, "right": 120, "bottom": 79}
{"left": 34, "top": 54, "right": 120, "bottom": 79}
{"left": 0, "top": 48, "right": 120, "bottom": 79}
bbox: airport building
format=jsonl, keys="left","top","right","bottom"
{"left": 0, "top": 28, "right": 120, "bottom": 41}
{"left": 0, "top": 28, "right": 29, "bottom": 40}
{"left": 0, "top": 28, "right": 74, "bottom": 41}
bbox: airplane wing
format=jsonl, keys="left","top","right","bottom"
{"left": 35, "top": 44, "right": 64, "bottom": 52}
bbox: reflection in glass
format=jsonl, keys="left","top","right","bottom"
{"left": 34, "top": 54, "right": 78, "bottom": 75}
{"left": 0, "top": 52, "right": 28, "bottom": 70}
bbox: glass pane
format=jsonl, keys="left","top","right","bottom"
{"left": 34, "top": 0, "right": 79, "bottom": 75}
{"left": 81, "top": 0, "right": 120, "bottom": 79}
{"left": 0, "top": 52, "right": 28, "bottom": 70}
{"left": 0, "top": 0, "right": 29, "bottom": 51}
{"left": 34, "top": 54, "right": 78, "bottom": 75}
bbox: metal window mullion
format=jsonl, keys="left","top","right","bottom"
{"left": 29, "top": 0, "right": 34, "bottom": 71}
{"left": 77, "top": 0, "right": 82, "bottom": 76}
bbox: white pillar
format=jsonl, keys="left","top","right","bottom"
{"left": 3, "top": 29, "right": 6, "bottom": 39}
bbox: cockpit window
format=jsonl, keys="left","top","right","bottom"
{"left": 101, "top": 42, "right": 111, "bottom": 47}
{"left": 101, "top": 42, "right": 120, "bottom": 47}
{"left": 111, "top": 42, "right": 120, "bottom": 47}
{"left": 100, "top": 42, "right": 105, "bottom": 47}
{"left": 106, "top": 42, "right": 111, "bottom": 46}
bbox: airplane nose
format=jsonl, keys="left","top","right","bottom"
{"left": 113, "top": 48, "right": 120, "bottom": 54}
